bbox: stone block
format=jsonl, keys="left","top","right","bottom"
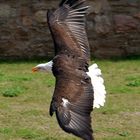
{"left": 34, "top": 10, "right": 47, "bottom": 23}
{"left": 14, "top": 27, "right": 29, "bottom": 41}
{"left": 88, "top": 0, "right": 111, "bottom": 14}
{"left": 22, "top": 16, "right": 33, "bottom": 26}
{"left": 93, "top": 47, "right": 126, "bottom": 58}
{"left": 114, "top": 15, "right": 139, "bottom": 32}
{"left": 94, "top": 15, "right": 112, "bottom": 34}
{"left": 0, "top": 4, "right": 11, "bottom": 18}
{"left": 133, "top": 12, "right": 140, "bottom": 19}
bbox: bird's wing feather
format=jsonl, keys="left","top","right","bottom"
{"left": 47, "top": 0, "right": 90, "bottom": 59}
{"left": 51, "top": 82, "right": 93, "bottom": 140}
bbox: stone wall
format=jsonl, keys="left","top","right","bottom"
{"left": 0, "top": 0, "right": 140, "bottom": 59}
{"left": 89, "top": 0, "right": 140, "bottom": 58}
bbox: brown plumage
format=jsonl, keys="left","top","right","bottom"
{"left": 47, "top": 0, "right": 94, "bottom": 139}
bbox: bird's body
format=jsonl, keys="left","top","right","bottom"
{"left": 32, "top": 60, "right": 106, "bottom": 108}
{"left": 32, "top": 0, "right": 105, "bottom": 139}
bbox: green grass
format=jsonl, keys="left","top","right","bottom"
{"left": 0, "top": 58, "right": 140, "bottom": 140}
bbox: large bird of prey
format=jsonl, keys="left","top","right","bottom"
{"left": 32, "top": 0, "right": 106, "bottom": 139}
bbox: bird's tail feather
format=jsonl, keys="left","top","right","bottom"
{"left": 87, "top": 63, "right": 106, "bottom": 108}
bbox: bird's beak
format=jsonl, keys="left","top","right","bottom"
{"left": 32, "top": 67, "right": 38, "bottom": 72}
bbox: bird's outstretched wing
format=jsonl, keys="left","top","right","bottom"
{"left": 48, "top": 0, "right": 94, "bottom": 139}
{"left": 50, "top": 70, "right": 94, "bottom": 140}
{"left": 47, "top": 0, "right": 90, "bottom": 60}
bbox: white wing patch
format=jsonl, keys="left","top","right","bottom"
{"left": 62, "top": 98, "right": 69, "bottom": 107}
{"left": 87, "top": 63, "right": 106, "bottom": 108}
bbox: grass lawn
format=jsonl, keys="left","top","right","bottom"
{"left": 0, "top": 58, "right": 140, "bottom": 140}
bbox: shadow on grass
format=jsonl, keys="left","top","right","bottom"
{"left": 0, "top": 57, "right": 53, "bottom": 64}
{"left": 0, "top": 55, "right": 140, "bottom": 64}
{"left": 91, "top": 55, "right": 140, "bottom": 62}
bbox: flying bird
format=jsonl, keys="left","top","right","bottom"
{"left": 32, "top": 0, "right": 103, "bottom": 139}
{"left": 32, "top": 61, "right": 106, "bottom": 108}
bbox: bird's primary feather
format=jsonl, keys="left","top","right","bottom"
{"left": 47, "top": 0, "right": 90, "bottom": 62}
